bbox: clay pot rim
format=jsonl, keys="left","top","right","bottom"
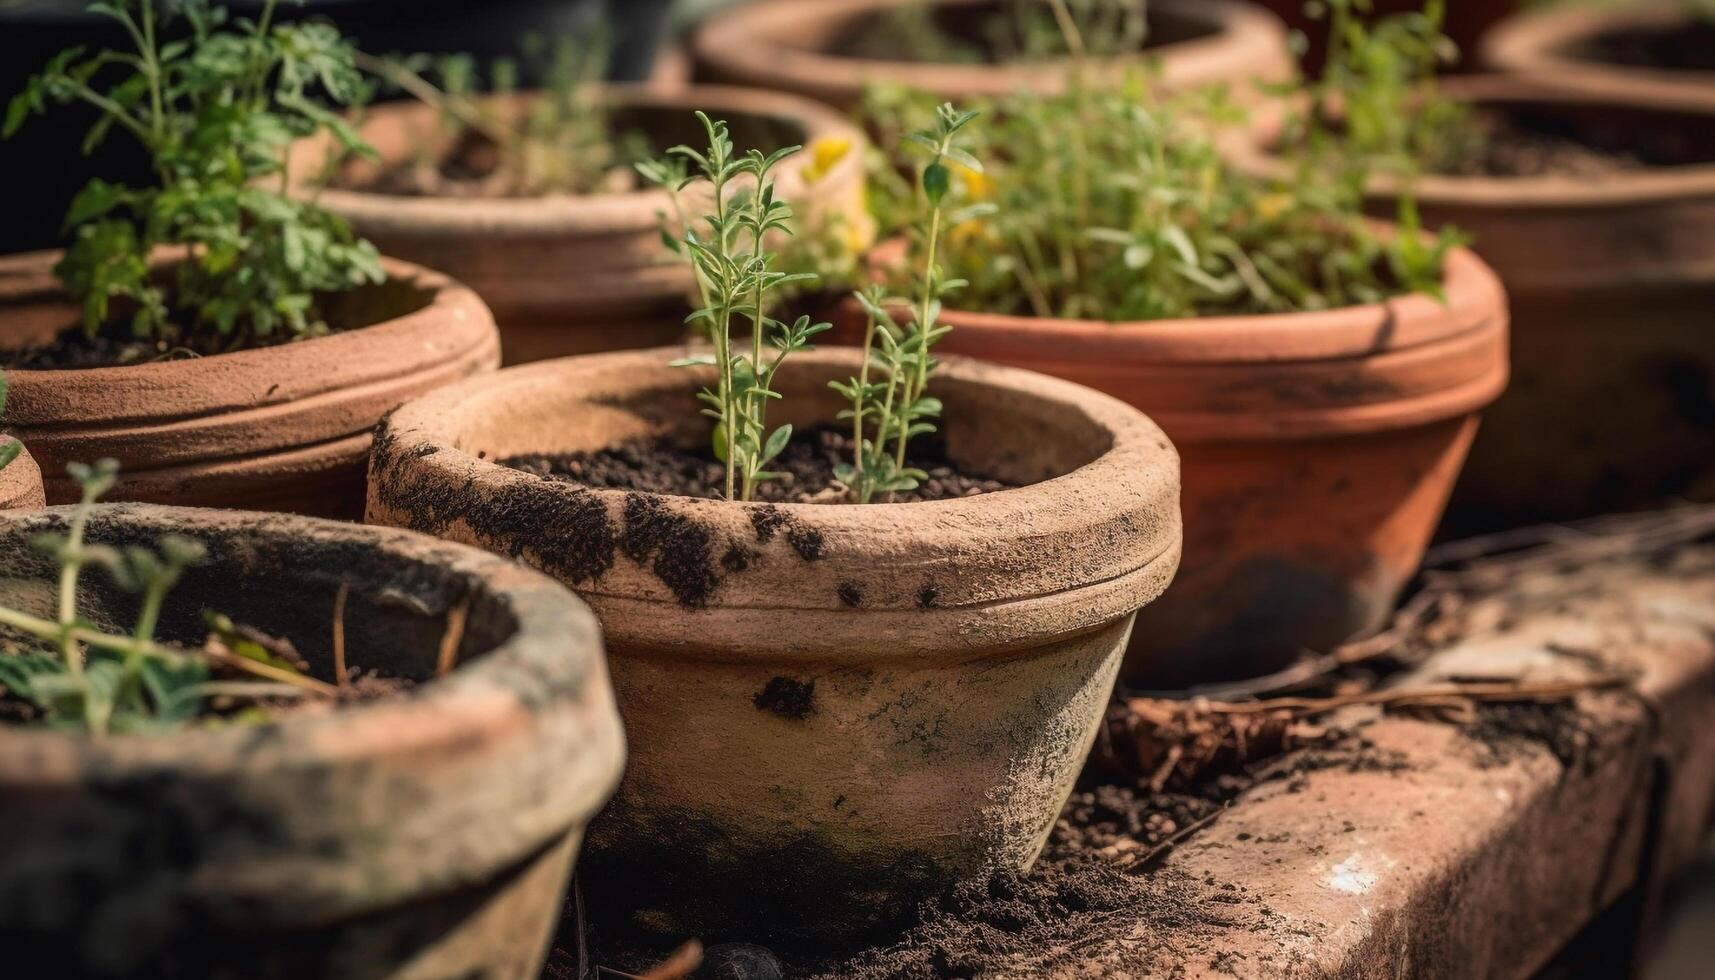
{"left": 374, "top": 345, "right": 1182, "bottom": 635}
{"left": 291, "top": 83, "right": 865, "bottom": 234}
{"left": 864, "top": 233, "right": 1500, "bottom": 363}
{"left": 1224, "top": 74, "right": 1715, "bottom": 208}
{"left": 0, "top": 503, "right": 616, "bottom": 783}
{"left": 0, "top": 250, "right": 489, "bottom": 383}
{"left": 691, "top": 0, "right": 1288, "bottom": 98}
{"left": 1480, "top": 3, "right": 1714, "bottom": 91}
{"left": 855, "top": 231, "right": 1507, "bottom": 440}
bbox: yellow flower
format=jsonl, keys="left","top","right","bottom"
{"left": 801, "top": 136, "right": 854, "bottom": 184}
{"left": 955, "top": 163, "right": 993, "bottom": 200}
{"left": 1255, "top": 192, "right": 1293, "bottom": 222}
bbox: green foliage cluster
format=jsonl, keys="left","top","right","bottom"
{"left": 851, "top": 0, "right": 1460, "bottom": 323}
{"left": 639, "top": 113, "right": 829, "bottom": 502}
{"left": 5, "top": 0, "right": 383, "bottom": 348}
{"left": 366, "top": 34, "right": 640, "bottom": 197}
{"left": 832, "top": 105, "right": 983, "bottom": 503}
{"left": 0, "top": 462, "right": 330, "bottom": 734}
{"left": 1288, "top": 0, "right": 1479, "bottom": 179}
{"left": 639, "top": 105, "right": 979, "bottom": 504}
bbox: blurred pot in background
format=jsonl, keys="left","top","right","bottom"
{"left": 0, "top": 0, "right": 671, "bottom": 254}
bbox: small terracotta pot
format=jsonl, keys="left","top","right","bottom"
{"left": 835, "top": 237, "right": 1508, "bottom": 687}
{"left": 0, "top": 251, "right": 499, "bottom": 517}
{"left": 1482, "top": 3, "right": 1715, "bottom": 103}
{"left": 0, "top": 504, "right": 624, "bottom": 978}
{"left": 690, "top": 0, "right": 1295, "bottom": 110}
{"left": 366, "top": 347, "right": 1181, "bottom": 944}
{"left": 0, "top": 439, "right": 44, "bottom": 510}
{"left": 291, "top": 85, "right": 866, "bottom": 365}
{"left": 1227, "top": 76, "right": 1715, "bottom": 532}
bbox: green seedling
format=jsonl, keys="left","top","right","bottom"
{"left": 5, "top": 0, "right": 383, "bottom": 348}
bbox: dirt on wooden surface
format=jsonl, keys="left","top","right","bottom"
{"left": 506, "top": 425, "right": 1017, "bottom": 504}
{"left": 555, "top": 507, "right": 1715, "bottom": 980}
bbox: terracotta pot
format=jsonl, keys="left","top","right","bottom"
{"left": 290, "top": 85, "right": 866, "bottom": 365}
{"left": 1482, "top": 3, "right": 1715, "bottom": 102}
{"left": 0, "top": 504, "right": 623, "bottom": 978}
{"left": 835, "top": 237, "right": 1507, "bottom": 687}
{"left": 0, "top": 251, "right": 499, "bottom": 517}
{"left": 0, "top": 440, "right": 44, "bottom": 511}
{"left": 1227, "top": 75, "right": 1715, "bottom": 533}
{"left": 689, "top": 0, "right": 1295, "bottom": 110}
{"left": 365, "top": 346, "right": 1181, "bottom": 944}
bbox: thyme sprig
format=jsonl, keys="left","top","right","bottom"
{"left": 640, "top": 112, "right": 831, "bottom": 502}
{"left": 832, "top": 104, "right": 984, "bottom": 504}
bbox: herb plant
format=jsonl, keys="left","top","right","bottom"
{"left": 5, "top": 0, "right": 383, "bottom": 349}
{"left": 831, "top": 104, "right": 983, "bottom": 503}
{"left": 360, "top": 34, "right": 640, "bottom": 197}
{"left": 638, "top": 113, "right": 830, "bottom": 502}
{"left": 0, "top": 461, "right": 336, "bottom": 734}
{"left": 850, "top": 1, "right": 1457, "bottom": 323}
{"left": 1287, "top": 0, "right": 1480, "bottom": 179}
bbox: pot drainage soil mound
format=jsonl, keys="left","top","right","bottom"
{"left": 506, "top": 425, "right": 1016, "bottom": 504}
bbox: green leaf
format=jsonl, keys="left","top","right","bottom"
{"left": 922, "top": 162, "right": 951, "bottom": 205}
{"left": 762, "top": 424, "right": 792, "bottom": 465}
{"left": 142, "top": 656, "right": 210, "bottom": 724}
{"left": 0, "top": 651, "right": 66, "bottom": 703}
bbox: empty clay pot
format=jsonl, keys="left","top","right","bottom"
{"left": 835, "top": 236, "right": 1508, "bottom": 687}
{"left": 1483, "top": 3, "right": 1715, "bottom": 103}
{"left": 0, "top": 504, "right": 624, "bottom": 978}
{"left": 0, "top": 251, "right": 499, "bottom": 517}
{"left": 690, "top": 0, "right": 1295, "bottom": 110}
{"left": 1227, "top": 76, "right": 1715, "bottom": 533}
{"left": 0, "top": 440, "right": 43, "bottom": 511}
{"left": 290, "top": 85, "right": 866, "bottom": 364}
{"left": 365, "top": 346, "right": 1182, "bottom": 945}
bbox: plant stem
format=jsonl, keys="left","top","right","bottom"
{"left": 0, "top": 605, "right": 340, "bottom": 696}
{"left": 56, "top": 492, "right": 96, "bottom": 680}
{"left": 890, "top": 202, "right": 943, "bottom": 492}
{"left": 851, "top": 307, "right": 877, "bottom": 502}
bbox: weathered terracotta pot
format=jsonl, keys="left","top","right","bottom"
{"left": 291, "top": 85, "right": 866, "bottom": 365}
{"left": 0, "top": 440, "right": 44, "bottom": 510}
{"left": 836, "top": 237, "right": 1507, "bottom": 687}
{"left": 0, "top": 251, "right": 499, "bottom": 517}
{"left": 0, "top": 504, "right": 623, "bottom": 979}
{"left": 1228, "top": 76, "right": 1715, "bottom": 533}
{"left": 1483, "top": 3, "right": 1715, "bottom": 102}
{"left": 690, "top": 0, "right": 1295, "bottom": 110}
{"left": 366, "top": 347, "right": 1181, "bottom": 944}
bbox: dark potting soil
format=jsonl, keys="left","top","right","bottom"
{"left": 1456, "top": 700, "right": 1603, "bottom": 773}
{"left": 1574, "top": 20, "right": 1715, "bottom": 72}
{"left": 505, "top": 425, "right": 1017, "bottom": 504}
{"left": 1, "top": 310, "right": 351, "bottom": 370}
{"left": 1434, "top": 116, "right": 1650, "bottom": 178}
{"left": 0, "top": 322, "right": 233, "bottom": 371}
{"left": 353, "top": 130, "right": 643, "bottom": 199}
